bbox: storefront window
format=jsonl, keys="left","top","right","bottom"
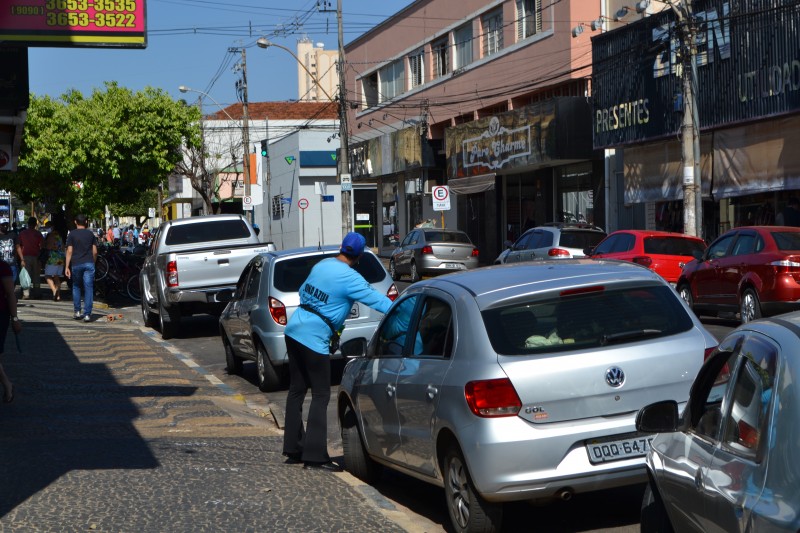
{"left": 556, "top": 162, "right": 594, "bottom": 225}
{"left": 382, "top": 181, "right": 400, "bottom": 249}
{"left": 505, "top": 174, "right": 538, "bottom": 243}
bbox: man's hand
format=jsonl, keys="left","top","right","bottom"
{"left": 11, "top": 319, "right": 22, "bottom": 334}
{"left": 65, "top": 267, "right": 71, "bottom": 278}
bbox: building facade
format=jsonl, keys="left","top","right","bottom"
{"left": 593, "top": 0, "right": 800, "bottom": 241}
{"left": 343, "top": 0, "right": 647, "bottom": 261}
{"left": 297, "top": 37, "right": 339, "bottom": 103}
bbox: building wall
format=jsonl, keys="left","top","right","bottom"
{"left": 297, "top": 38, "right": 339, "bottom": 103}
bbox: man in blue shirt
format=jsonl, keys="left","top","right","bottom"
{"left": 283, "top": 232, "right": 393, "bottom": 471}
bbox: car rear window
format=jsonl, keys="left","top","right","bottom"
{"left": 423, "top": 231, "right": 471, "bottom": 243}
{"left": 274, "top": 252, "right": 386, "bottom": 292}
{"left": 771, "top": 231, "right": 800, "bottom": 250}
{"left": 643, "top": 236, "right": 706, "bottom": 256}
{"left": 558, "top": 230, "right": 605, "bottom": 249}
{"left": 165, "top": 219, "right": 251, "bottom": 246}
{"left": 482, "top": 285, "right": 694, "bottom": 355}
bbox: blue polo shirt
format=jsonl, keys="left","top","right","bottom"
{"left": 285, "top": 257, "right": 392, "bottom": 355}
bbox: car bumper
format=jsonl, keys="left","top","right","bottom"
{"left": 167, "top": 286, "right": 236, "bottom": 304}
{"left": 418, "top": 257, "right": 479, "bottom": 274}
{"left": 459, "top": 415, "right": 649, "bottom": 503}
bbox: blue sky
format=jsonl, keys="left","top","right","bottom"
{"left": 28, "top": 0, "right": 413, "bottom": 109}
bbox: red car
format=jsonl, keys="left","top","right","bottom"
{"left": 587, "top": 229, "right": 706, "bottom": 284}
{"left": 676, "top": 226, "right": 800, "bottom": 323}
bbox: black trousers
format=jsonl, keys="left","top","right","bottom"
{"left": 282, "top": 335, "right": 331, "bottom": 464}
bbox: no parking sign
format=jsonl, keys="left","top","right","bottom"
{"left": 432, "top": 185, "right": 450, "bottom": 211}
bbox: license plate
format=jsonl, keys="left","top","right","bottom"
{"left": 348, "top": 303, "right": 359, "bottom": 319}
{"left": 445, "top": 262, "right": 463, "bottom": 269}
{"left": 586, "top": 434, "right": 653, "bottom": 464}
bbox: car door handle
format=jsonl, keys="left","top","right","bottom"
{"left": 426, "top": 385, "right": 438, "bottom": 400}
{"left": 385, "top": 383, "right": 396, "bottom": 397}
{"left": 694, "top": 469, "right": 703, "bottom": 491}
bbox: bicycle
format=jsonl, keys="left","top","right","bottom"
{"left": 94, "top": 247, "right": 143, "bottom": 301}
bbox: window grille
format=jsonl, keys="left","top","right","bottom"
{"left": 482, "top": 9, "right": 503, "bottom": 57}
{"left": 432, "top": 37, "right": 450, "bottom": 78}
{"left": 409, "top": 49, "right": 424, "bottom": 88}
{"left": 454, "top": 23, "right": 473, "bottom": 69}
{"left": 516, "top": 0, "right": 542, "bottom": 40}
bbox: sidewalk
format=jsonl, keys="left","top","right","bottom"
{"left": 0, "top": 297, "right": 414, "bottom": 532}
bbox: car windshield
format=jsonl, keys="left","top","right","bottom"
{"left": 643, "top": 236, "right": 706, "bottom": 256}
{"left": 558, "top": 230, "right": 605, "bottom": 249}
{"left": 482, "top": 285, "right": 694, "bottom": 355}
{"left": 771, "top": 231, "right": 800, "bottom": 250}
{"left": 165, "top": 220, "right": 251, "bottom": 245}
{"left": 423, "top": 230, "right": 471, "bottom": 243}
{"left": 273, "top": 252, "right": 386, "bottom": 292}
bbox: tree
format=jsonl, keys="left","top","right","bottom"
{"left": 10, "top": 83, "right": 201, "bottom": 218}
{"left": 108, "top": 188, "right": 160, "bottom": 227}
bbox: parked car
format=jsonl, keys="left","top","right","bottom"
{"left": 389, "top": 228, "right": 479, "bottom": 282}
{"left": 587, "top": 229, "right": 707, "bottom": 284}
{"left": 140, "top": 214, "right": 271, "bottom": 340}
{"left": 219, "top": 246, "right": 398, "bottom": 392}
{"left": 676, "top": 226, "right": 800, "bottom": 323}
{"left": 494, "top": 223, "right": 606, "bottom": 264}
{"left": 636, "top": 311, "right": 800, "bottom": 532}
{"left": 338, "top": 260, "right": 717, "bottom": 533}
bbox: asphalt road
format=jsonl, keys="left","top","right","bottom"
{"left": 121, "top": 289, "right": 738, "bottom": 533}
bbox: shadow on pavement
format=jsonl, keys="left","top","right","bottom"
{"left": 0, "top": 320, "right": 196, "bottom": 519}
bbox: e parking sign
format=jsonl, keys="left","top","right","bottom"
{"left": 431, "top": 185, "right": 450, "bottom": 211}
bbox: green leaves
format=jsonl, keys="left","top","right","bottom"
{"left": 14, "top": 82, "right": 201, "bottom": 217}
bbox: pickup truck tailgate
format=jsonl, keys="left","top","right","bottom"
{"left": 171, "top": 245, "right": 268, "bottom": 290}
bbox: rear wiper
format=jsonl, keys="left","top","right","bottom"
{"left": 600, "top": 329, "right": 663, "bottom": 345}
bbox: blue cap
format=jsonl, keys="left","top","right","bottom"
{"left": 340, "top": 231, "right": 366, "bottom": 256}
{"left": 252, "top": 223, "right": 260, "bottom": 229}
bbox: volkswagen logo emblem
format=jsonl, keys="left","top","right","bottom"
{"left": 605, "top": 367, "right": 625, "bottom": 388}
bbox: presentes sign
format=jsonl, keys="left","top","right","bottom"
{"left": 1, "top": 0, "right": 147, "bottom": 48}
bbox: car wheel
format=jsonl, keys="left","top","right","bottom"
{"left": 141, "top": 293, "right": 156, "bottom": 328}
{"left": 677, "top": 283, "right": 694, "bottom": 311}
{"left": 341, "top": 406, "right": 381, "bottom": 483}
{"left": 410, "top": 261, "right": 420, "bottom": 283}
{"left": 158, "top": 297, "right": 178, "bottom": 340}
{"left": 740, "top": 288, "right": 762, "bottom": 323}
{"left": 389, "top": 259, "right": 399, "bottom": 281}
{"left": 443, "top": 445, "right": 502, "bottom": 533}
{"left": 640, "top": 483, "right": 674, "bottom": 533}
{"left": 256, "top": 343, "right": 284, "bottom": 392}
{"left": 224, "top": 336, "right": 243, "bottom": 375}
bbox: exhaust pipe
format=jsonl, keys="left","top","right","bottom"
{"left": 557, "top": 488, "right": 573, "bottom": 501}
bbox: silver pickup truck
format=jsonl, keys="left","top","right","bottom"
{"left": 139, "top": 214, "right": 274, "bottom": 339}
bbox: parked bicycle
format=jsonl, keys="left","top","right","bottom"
{"left": 94, "top": 245, "right": 144, "bottom": 301}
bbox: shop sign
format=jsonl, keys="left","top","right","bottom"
{"left": 463, "top": 117, "right": 531, "bottom": 171}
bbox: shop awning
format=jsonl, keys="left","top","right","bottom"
{"left": 623, "top": 136, "right": 712, "bottom": 204}
{"left": 448, "top": 173, "right": 496, "bottom": 195}
{"left": 713, "top": 115, "right": 800, "bottom": 198}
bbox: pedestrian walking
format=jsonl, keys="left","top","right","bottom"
{"left": 0, "top": 218, "right": 19, "bottom": 286}
{"left": 0, "top": 258, "right": 23, "bottom": 403}
{"left": 17, "top": 217, "right": 43, "bottom": 299}
{"left": 43, "top": 225, "right": 66, "bottom": 301}
{"left": 282, "top": 232, "right": 393, "bottom": 471}
{"left": 65, "top": 214, "right": 98, "bottom": 322}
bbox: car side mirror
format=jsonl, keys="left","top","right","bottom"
{"left": 340, "top": 338, "right": 368, "bottom": 358}
{"left": 636, "top": 400, "right": 679, "bottom": 433}
{"left": 692, "top": 249, "right": 705, "bottom": 261}
{"left": 583, "top": 246, "right": 595, "bottom": 256}
{"left": 216, "top": 289, "right": 235, "bottom": 303}
{"left": 504, "top": 240, "right": 513, "bottom": 250}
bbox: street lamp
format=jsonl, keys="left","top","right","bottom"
{"left": 256, "top": 38, "right": 334, "bottom": 102}
{"left": 179, "top": 85, "right": 252, "bottom": 219}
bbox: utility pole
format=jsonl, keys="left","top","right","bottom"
{"left": 337, "top": 0, "right": 351, "bottom": 235}
{"left": 231, "top": 46, "right": 252, "bottom": 223}
{"left": 670, "top": 0, "right": 700, "bottom": 237}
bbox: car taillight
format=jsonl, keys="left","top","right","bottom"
{"left": 633, "top": 256, "right": 653, "bottom": 267}
{"left": 269, "top": 297, "right": 287, "bottom": 325}
{"left": 704, "top": 346, "right": 717, "bottom": 361}
{"left": 548, "top": 248, "right": 570, "bottom": 257}
{"left": 471, "top": 248, "right": 479, "bottom": 257}
{"left": 770, "top": 259, "right": 800, "bottom": 274}
{"left": 166, "top": 260, "right": 178, "bottom": 287}
{"left": 464, "top": 378, "right": 521, "bottom": 418}
{"left": 387, "top": 284, "right": 399, "bottom": 301}
{"left": 421, "top": 245, "right": 433, "bottom": 254}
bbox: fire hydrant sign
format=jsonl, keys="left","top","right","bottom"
{"left": 432, "top": 185, "right": 450, "bottom": 211}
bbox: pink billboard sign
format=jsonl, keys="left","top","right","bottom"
{"left": 1, "top": 0, "right": 146, "bottom": 48}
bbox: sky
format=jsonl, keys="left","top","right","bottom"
{"left": 27, "top": 0, "right": 414, "bottom": 111}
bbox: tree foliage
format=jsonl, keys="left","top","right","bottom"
{"left": 10, "top": 83, "right": 201, "bottom": 218}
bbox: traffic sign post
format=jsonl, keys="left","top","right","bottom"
{"left": 432, "top": 185, "right": 451, "bottom": 228}
{"left": 298, "top": 198, "right": 309, "bottom": 247}
{"left": 298, "top": 198, "right": 309, "bottom": 210}
{"left": 243, "top": 195, "right": 253, "bottom": 211}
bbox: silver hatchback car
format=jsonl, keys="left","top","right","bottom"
{"left": 389, "top": 228, "right": 479, "bottom": 282}
{"left": 636, "top": 312, "right": 800, "bottom": 532}
{"left": 338, "top": 260, "right": 717, "bottom": 533}
{"left": 219, "top": 246, "right": 398, "bottom": 392}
